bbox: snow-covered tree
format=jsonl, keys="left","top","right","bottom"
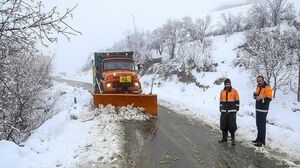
{"left": 219, "top": 13, "right": 246, "bottom": 37}
{"left": 181, "top": 16, "right": 196, "bottom": 42}
{"left": 148, "top": 27, "right": 167, "bottom": 55}
{"left": 180, "top": 15, "right": 212, "bottom": 43}
{"left": 0, "top": 0, "right": 80, "bottom": 46}
{"left": 160, "top": 19, "right": 183, "bottom": 59}
{"left": 220, "top": 13, "right": 235, "bottom": 36}
{"left": 239, "top": 29, "right": 294, "bottom": 98}
{"left": 194, "top": 15, "right": 212, "bottom": 43}
{"left": 268, "top": 0, "right": 295, "bottom": 26}
{"left": 285, "top": 28, "right": 300, "bottom": 101}
{"left": 110, "top": 30, "right": 149, "bottom": 63}
{"left": 247, "top": 0, "right": 295, "bottom": 28}
{"left": 0, "top": 0, "right": 79, "bottom": 143}
{"left": 0, "top": 39, "right": 52, "bottom": 143}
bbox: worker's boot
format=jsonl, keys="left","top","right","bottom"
{"left": 231, "top": 134, "right": 235, "bottom": 145}
{"left": 218, "top": 138, "right": 227, "bottom": 143}
{"left": 218, "top": 132, "right": 227, "bottom": 143}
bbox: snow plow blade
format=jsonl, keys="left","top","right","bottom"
{"left": 92, "top": 94, "right": 157, "bottom": 116}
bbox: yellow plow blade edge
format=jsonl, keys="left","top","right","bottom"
{"left": 92, "top": 94, "right": 157, "bottom": 116}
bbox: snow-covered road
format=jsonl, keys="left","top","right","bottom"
{"left": 52, "top": 78, "right": 295, "bottom": 167}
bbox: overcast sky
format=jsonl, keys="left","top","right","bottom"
{"left": 42, "top": 0, "right": 240, "bottom": 74}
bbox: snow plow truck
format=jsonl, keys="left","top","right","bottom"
{"left": 92, "top": 51, "right": 157, "bottom": 116}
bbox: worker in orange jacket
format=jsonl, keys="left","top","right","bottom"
{"left": 219, "top": 78, "right": 239, "bottom": 145}
{"left": 252, "top": 76, "right": 272, "bottom": 147}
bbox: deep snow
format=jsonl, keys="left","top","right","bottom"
{"left": 0, "top": 82, "right": 151, "bottom": 168}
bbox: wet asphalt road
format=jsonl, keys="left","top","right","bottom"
{"left": 122, "top": 105, "right": 286, "bottom": 168}
{"left": 53, "top": 78, "right": 288, "bottom": 168}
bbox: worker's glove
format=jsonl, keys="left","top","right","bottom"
{"left": 253, "top": 92, "right": 257, "bottom": 99}
{"left": 219, "top": 103, "right": 223, "bottom": 112}
{"left": 256, "top": 95, "right": 264, "bottom": 102}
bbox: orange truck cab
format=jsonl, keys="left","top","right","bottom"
{"left": 93, "top": 51, "right": 141, "bottom": 94}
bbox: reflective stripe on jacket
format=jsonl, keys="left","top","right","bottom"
{"left": 255, "top": 83, "right": 272, "bottom": 113}
{"left": 220, "top": 88, "right": 240, "bottom": 113}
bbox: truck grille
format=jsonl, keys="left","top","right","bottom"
{"left": 117, "top": 82, "right": 133, "bottom": 88}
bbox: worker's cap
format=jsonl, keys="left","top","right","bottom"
{"left": 224, "top": 78, "right": 231, "bottom": 85}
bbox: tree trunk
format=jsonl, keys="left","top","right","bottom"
{"left": 169, "top": 43, "right": 176, "bottom": 59}
{"left": 158, "top": 47, "right": 163, "bottom": 55}
{"left": 298, "top": 54, "right": 300, "bottom": 102}
{"left": 273, "top": 77, "right": 277, "bottom": 98}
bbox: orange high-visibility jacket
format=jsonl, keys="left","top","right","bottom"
{"left": 219, "top": 88, "right": 239, "bottom": 113}
{"left": 254, "top": 83, "right": 272, "bottom": 113}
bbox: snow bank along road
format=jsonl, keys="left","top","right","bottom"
{"left": 54, "top": 78, "right": 293, "bottom": 168}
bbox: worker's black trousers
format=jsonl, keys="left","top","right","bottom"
{"left": 220, "top": 112, "right": 237, "bottom": 138}
{"left": 255, "top": 111, "right": 268, "bottom": 144}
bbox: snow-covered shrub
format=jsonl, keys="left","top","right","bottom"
{"left": 177, "top": 39, "right": 214, "bottom": 72}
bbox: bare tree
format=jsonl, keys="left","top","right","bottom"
{"left": 0, "top": 0, "right": 80, "bottom": 46}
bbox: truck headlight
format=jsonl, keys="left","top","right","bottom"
{"left": 134, "top": 82, "right": 139, "bottom": 87}
{"left": 106, "top": 83, "right": 112, "bottom": 88}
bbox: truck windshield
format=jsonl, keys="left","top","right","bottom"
{"left": 103, "top": 60, "right": 134, "bottom": 71}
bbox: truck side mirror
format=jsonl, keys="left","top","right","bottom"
{"left": 137, "top": 64, "right": 142, "bottom": 71}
